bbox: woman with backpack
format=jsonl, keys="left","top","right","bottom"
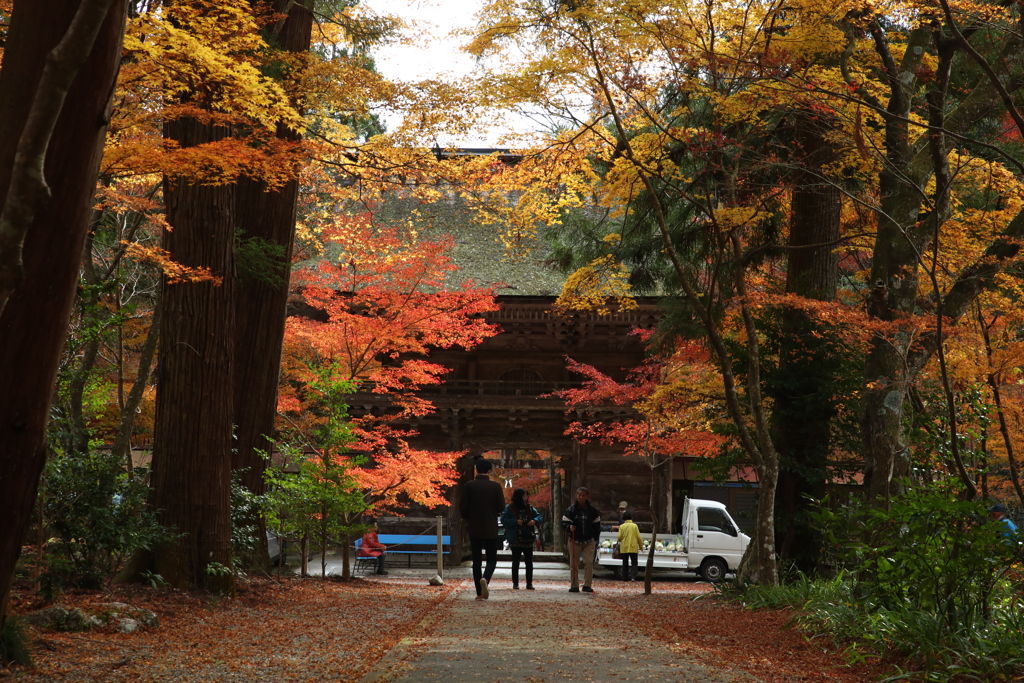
{"left": 501, "top": 488, "right": 543, "bottom": 590}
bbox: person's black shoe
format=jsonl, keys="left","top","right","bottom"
{"left": 582, "top": 586, "right": 594, "bottom": 593}
{"left": 376, "top": 570, "right": 388, "bottom": 575}
{"left": 526, "top": 585, "right": 535, "bottom": 590}
{"left": 512, "top": 584, "right": 519, "bottom": 589}
{"left": 568, "top": 587, "right": 580, "bottom": 593}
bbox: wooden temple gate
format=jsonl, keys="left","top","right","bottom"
{"left": 349, "top": 295, "right": 687, "bottom": 563}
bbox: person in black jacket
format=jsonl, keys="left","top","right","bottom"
{"left": 501, "top": 488, "right": 543, "bottom": 590}
{"left": 562, "top": 487, "right": 601, "bottom": 593}
{"left": 459, "top": 458, "right": 505, "bottom": 600}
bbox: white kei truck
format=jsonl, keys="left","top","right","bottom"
{"left": 596, "top": 497, "right": 750, "bottom": 581}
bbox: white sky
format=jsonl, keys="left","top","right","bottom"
{"left": 364, "top": 0, "right": 539, "bottom": 146}
{"left": 367, "top": 0, "right": 482, "bottom": 81}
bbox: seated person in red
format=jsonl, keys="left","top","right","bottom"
{"left": 359, "top": 523, "right": 388, "bottom": 575}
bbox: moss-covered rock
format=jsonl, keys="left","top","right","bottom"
{"left": 23, "top": 606, "right": 102, "bottom": 632}
{"left": 23, "top": 602, "right": 160, "bottom": 633}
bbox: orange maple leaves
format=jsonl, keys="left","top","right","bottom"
{"left": 553, "top": 341, "right": 728, "bottom": 461}
{"left": 283, "top": 213, "right": 498, "bottom": 391}
{"left": 279, "top": 213, "right": 500, "bottom": 511}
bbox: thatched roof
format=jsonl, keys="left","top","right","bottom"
{"left": 373, "top": 195, "right": 567, "bottom": 296}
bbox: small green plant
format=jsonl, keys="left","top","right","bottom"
{"left": 230, "top": 467, "right": 269, "bottom": 572}
{"left": 0, "top": 616, "right": 33, "bottom": 666}
{"left": 138, "top": 570, "right": 168, "bottom": 589}
{"left": 37, "top": 556, "right": 69, "bottom": 602}
{"left": 265, "top": 366, "right": 372, "bottom": 577}
{"left": 263, "top": 443, "right": 369, "bottom": 577}
{"left": 734, "top": 570, "right": 844, "bottom": 611}
{"left": 205, "top": 562, "right": 232, "bottom": 579}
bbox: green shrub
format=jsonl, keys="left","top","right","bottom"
{"left": 40, "top": 451, "right": 168, "bottom": 590}
{"left": 737, "top": 484, "right": 1024, "bottom": 681}
{"left": 813, "top": 483, "right": 1021, "bottom": 632}
{"left": 738, "top": 571, "right": 1024, "bottom": 681}
{"left": 792, "top": 594, "right": 1024, "bottom": 681}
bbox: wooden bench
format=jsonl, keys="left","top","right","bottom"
{"left": 353, "top": 534, "right": 451, "bottom": 573}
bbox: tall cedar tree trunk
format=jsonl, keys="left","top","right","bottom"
{"left": 0, "top": 0, "right": 128, "bottom": 626}
{"left": 146, "top": 116, "right": 237, "bottom": 594}
{"left": 231, "top": 0, "right": 313, "bottom": 569}
{"left": 772, "top": 112, "right": 840, "bottom": 573}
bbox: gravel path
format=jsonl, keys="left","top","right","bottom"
{"left": 359, "top": 578, "right": 762, "bottom": 683}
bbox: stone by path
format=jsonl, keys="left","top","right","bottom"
{"left": 358, "top": 579, "right": 762, "bottom": 683}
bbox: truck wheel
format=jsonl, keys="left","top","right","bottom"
{"left": 700, "top": 558, "right": 727, "bottom": 582}
{"left": 610, "top": 566, "right": 622, "bottom": 580}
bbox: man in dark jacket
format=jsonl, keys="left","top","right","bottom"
{"left": 459, "top": 458, "right": 505, "bottom": 600}
{"left": 562, "top": 487, "right": 601, "bottom": 593}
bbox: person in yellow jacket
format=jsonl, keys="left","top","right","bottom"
{"left": 617, "top": 511, "right": 642, "bottom": 581}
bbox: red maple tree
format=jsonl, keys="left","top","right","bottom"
{"left": 279, "top": 214, "right": 500, "bottom": 512}
{"left": 553, "top": 338, "right": 727, "bottom": 462}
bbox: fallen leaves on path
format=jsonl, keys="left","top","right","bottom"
{"left": 4, "top": 576, "right": 896, "bottom": 682}
{"left": 602, "top": 583, "right": 892, "bottom": 683}
{"left": 3, "top": 575, "right": 454, "bottom": 682}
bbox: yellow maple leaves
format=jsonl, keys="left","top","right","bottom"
{"left": 556, "top": 253, "right": 637, "bottom": 315}
{"left": 110, "top": 2, "right": 304, "bottom": 184}
{"left": 127, "top": 4, "right": 301, "bottom": 129}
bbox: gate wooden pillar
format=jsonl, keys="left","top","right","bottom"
{"left": 549, "top": 451, "right": 566, "bottom": 550}
{"left": 568, "top": 439, "right": 587, "bottom": 498}
{"left": 652, "top": 453, "right": 673, "bottom": 534}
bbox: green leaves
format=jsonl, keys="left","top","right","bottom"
{"left": 739, "top": 486, "right": 1024, "bottom": 680}
{"left": 261, "top": 438, "right": 369, "bottom": 576}
{"left": 40, "top": 451, "right": 168, "bottom": 588}
{"left": 816, "top": 483, "right": 1020, "bottom": 624}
